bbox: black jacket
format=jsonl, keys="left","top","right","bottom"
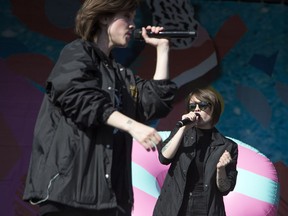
{"left": 153, "top": 127, "right": 238, "bottom": 216}
{"left": 23, "top": 39, "right": 177, "bottom": 210}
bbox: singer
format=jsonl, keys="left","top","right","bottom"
{"left": 153, "top": 87, "right": 238, "bottom": 216}
{"left": 22, "top": 0, "right": 177, "bottom": 216}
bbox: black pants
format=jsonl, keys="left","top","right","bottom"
{"left": 40, "top": 201, "right": 131, "bottom": 216}
{"left": 179, "top": 192, "right": 207, "bottom": 216}
{"left": 43, "top": 209, "right": 129, "bottom": 216}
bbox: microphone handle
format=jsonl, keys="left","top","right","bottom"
{"left": 176, "top": 118, "right": 192, "bottom": 127}
{"left": 176, "top": 114, "right": 200, "bottom": 128}
{"left": 134, "top": 30, "right": 197, "bottom": 40}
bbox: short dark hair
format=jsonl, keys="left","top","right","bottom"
{"left": 75, "top": 0, "right": 140, "bottom": 41}
{"left": 185, "top": 87, "right": 222, "bottom": 126}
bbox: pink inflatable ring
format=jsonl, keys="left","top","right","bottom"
{"left": 131, "top": 131, "right": 279, "bottom": 216}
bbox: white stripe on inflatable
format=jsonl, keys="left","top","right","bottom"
{"left": 227, "top": 136, "right": 265, "bottom": 155}
{"left": 234, "top": 168, "right": 279, "bottom": 204}
{"left": 159, "top": 131, "right": 171, "bottom": 140}
{"left": 132, "top": 162, "right": 160, "bottom": 198}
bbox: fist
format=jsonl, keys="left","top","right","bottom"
{"left": 217, "top": 150, "right": 232, "bottom": 169}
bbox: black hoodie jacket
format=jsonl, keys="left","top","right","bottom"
{"left": 23, "top": 39, "right": 177, "bottom": 211}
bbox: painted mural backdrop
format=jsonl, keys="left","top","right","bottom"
{"left": 0, "top": 0, "right": 287, "bottom": 215}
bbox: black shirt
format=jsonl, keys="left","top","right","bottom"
{"left": 187, "top": 128, "right": 212, "bottom": 192}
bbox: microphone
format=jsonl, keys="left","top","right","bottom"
{"left": 176, "top": 113, "right": 200, "bottom": 128}
{"left": 133, "top": 29, "right": 197, "bottom": 40}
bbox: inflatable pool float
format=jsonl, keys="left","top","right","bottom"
{"left": 131, "top": 131, "right": 279, "bottom": 216}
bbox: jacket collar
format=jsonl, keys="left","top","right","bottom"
{"left": 185, "top": 127, "right": 225, "bottom": 147}
{"left": 210, "top": 128, "right": 226, "bottom": 147}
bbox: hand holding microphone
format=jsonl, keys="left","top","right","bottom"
{"left": 176, "top": 113, "right": 200, "bottom": 128}
{"left": 134, "top": 29, "right": 197, "bottom": 40}
{"left": 136, "top": 26, "right": 172, "bottom": 47}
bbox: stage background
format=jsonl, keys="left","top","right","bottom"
{"left": 0, "top": 0, "right": 287, "bottom": 215}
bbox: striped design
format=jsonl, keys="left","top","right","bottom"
{"left": 131, "top": 132, "right": 279, "bottom": 216}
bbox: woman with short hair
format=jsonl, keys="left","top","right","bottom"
{"left": 153, "top": 87, "right": 238, "bottom": 216}
{"left": 23, "top": 0, "right": 177, "bottom": 215}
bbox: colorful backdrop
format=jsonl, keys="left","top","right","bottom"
{"left": 0, "top": 0, "right": 287, "bottom": 215}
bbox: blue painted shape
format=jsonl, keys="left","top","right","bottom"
{"left": 236, "top": 84, "right": 272, "bottom": 128}
{"left": 0, "top": 38, "right": 28, "bottom": 58}
{"left": 249, "top": 51, "right": 278, "bottom": 76}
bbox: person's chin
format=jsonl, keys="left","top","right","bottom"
{"left": 117, "top": 42, "right": 128, "bottom": 48}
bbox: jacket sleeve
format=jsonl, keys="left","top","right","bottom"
{"left": 46, "top": 42, "right": 116, "bottom": 128}
{"left": 135, "top": 76, "right": 178, "bottom": 122}
{"left": 221, "top": 139, "right": 239, "bottom": 196}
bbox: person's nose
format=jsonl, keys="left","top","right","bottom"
{"left": 194, "top": 104, "right": 201, "bottom": 111}
{"left": 129, "top": 21, "right": 135, "bottom": 30}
